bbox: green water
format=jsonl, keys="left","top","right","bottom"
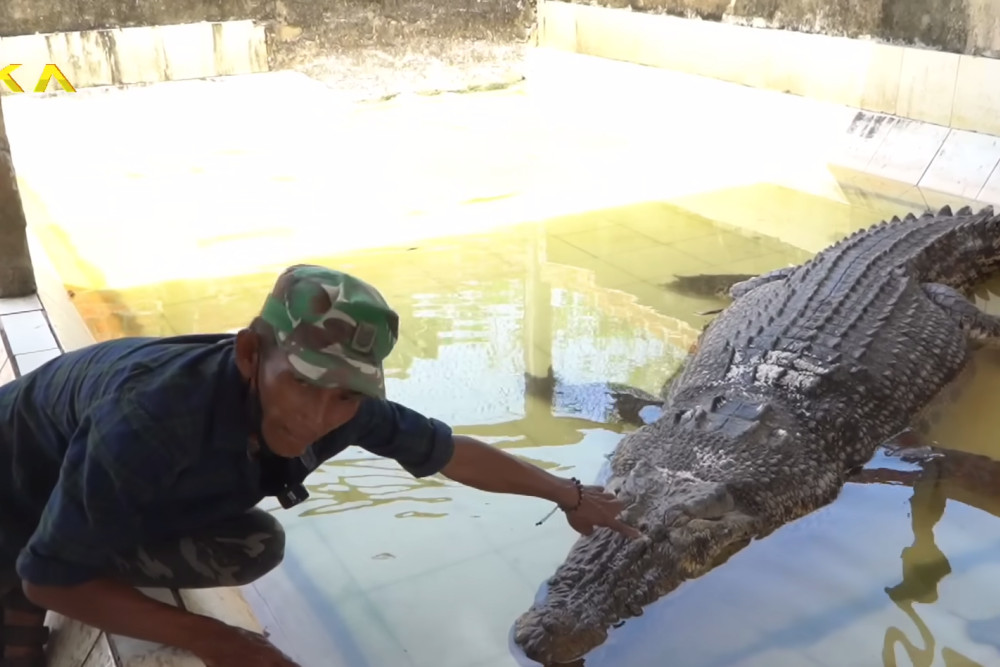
{"left": 58, "top": 198, "right": 1000, "bottom": 667}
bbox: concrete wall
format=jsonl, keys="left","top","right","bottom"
{"left": 537, "top": 1, "right": 1000, "bottom": 136}
{"left": 0, "top": 1, "right": 267, "bottom": 36}
{"left": 1, "top": 0, "right": 535, "bottom": 99}
{"left": 0, "top": 21, "right": 269, "bottom": 92}
{"left": 263, "top": 0, "right": 533, "bottom": 98}
{"left": 576, "top": 0, "right": 1000, "bottom": 57}
{"left": 0, "top": 0, "right": 531, "bottom": 45}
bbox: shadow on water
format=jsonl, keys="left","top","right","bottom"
{"left": 47, "top": 192, "right": 1000, "bottom": 667}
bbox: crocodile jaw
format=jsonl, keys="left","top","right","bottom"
{"left": 512, "top": 475, "right": 760, "bottom": 664}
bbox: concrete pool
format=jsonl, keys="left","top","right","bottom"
{"left": 4, "top": 48, "right": 1000, "bottom": 667}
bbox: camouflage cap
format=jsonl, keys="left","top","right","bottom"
{"left": 259, "top": 264, "right": 399, "bottom": 398}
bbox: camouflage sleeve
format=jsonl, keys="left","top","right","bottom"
{"left": 350, "top": 398, "right": 455, "bottom": 477}
{"left": 15, "top": 396, "right": 177, "bottom": 587}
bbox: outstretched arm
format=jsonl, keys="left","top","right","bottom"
{"left": 440, "top": 435, "right": 641, "bottom": 538}
{"left": 346, "top": 399, "right": 640, "bottom": 539}
{"left": 440, "top": 435, "right": 578, "bottom": 504}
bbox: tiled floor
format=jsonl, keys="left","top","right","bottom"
{"left": 0, "top": 295, "right": 61, "bottom": 378}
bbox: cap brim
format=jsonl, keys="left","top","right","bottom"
{"left": 285, "top": 352, "right": 386, "bottom": 399}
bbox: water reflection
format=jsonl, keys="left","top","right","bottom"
{"left": 547, "top": 436, "right": 1000, "bottom": 667}
{"left": 857, "top": 433, "right": 1000, "bottom": 667}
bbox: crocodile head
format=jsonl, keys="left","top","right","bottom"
{"left": 512, "top": 472, "right": 759, "bottom": 663}
{"left": 512, "top": 405, "right": 830, "bottom": 664}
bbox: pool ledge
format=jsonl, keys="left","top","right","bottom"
{"left": 0, "top": 225, "right": 266, "bottom": 667}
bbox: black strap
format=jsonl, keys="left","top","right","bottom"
{"left": 0, "top": 625, "right": 49, "bottom": 646}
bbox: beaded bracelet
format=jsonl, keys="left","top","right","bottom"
{"left": 535, "top": 477, "right": 583, "bottom": 526}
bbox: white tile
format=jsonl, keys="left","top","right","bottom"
{"left": 366, "top": 552, "right": 537, "bottom": 667}
{"left": 0, "top": 358, "right": 12, "bottom": 386}
{"left": 919, "top": 130, "right": 1000, "bottom": 200}
{"left": 0, "top": 294, "right": 41, "bottom": 315}
{"left": 107, "top": 26, "right": 164, "bottom": 85}
{"left": 951, "top": 54, "right": 1000, "bottom": 136}
{"left": 980, "top": 163, "right": 1000, "bottom": 205}
{"left": 865, "top": 118, "right": 950, "bottom": 185}
{"left": 895, "top": 47, "right": 961, "bottom": 126}
{"left": 44, "top": 30, "right": 115, "bottom": 89}
{"left": 1, "top": 311, "right": 57, "bottom": 355}
{"left": 15, "top": 348, "right": 61, "bottom": 375}
{"left": 46, "top": 614, "right": 102, "bottom": 667}
{"left": 538, "top": 0, "right": 578, "bottom": 52}
{"left": 859, "top": 43, "right": 903, "bottom": 114}
{"left": 314, "top": 593, "right": 418, "bottom": 667}
{"left": 80, "top": 634, "right": 117, "bottom": 667}
{"left": 158, "top": 23, "right": 217, "bottom": 81}
{"left": 241, "top": 564, "right": 376, "bottom": 667}
{"left": 212, "top": 21, "right": 268, "bottom": 76}
{"left": 828, "top": 111, "right": 898, "bottom": 173}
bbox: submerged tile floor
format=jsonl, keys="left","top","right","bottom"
{"left": 21, "top": 198, "right": 1000, "bottom": 667}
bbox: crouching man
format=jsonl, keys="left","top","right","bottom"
{"left": 0, "top": 265, "right": 639, "bottom": 667}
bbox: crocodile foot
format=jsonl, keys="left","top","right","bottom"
{"left": 924, "top": 282, "right": 1000, "bottom": 345}
{"left": 728, "top": 265, "right": 796, "bottom": 299}
{"left": 664, "top": 268, "right": 799, "bottom": 316}
{"left": 523, "top": 367, "right": 664, "bottom": 427}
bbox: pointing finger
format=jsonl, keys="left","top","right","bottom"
{"left": 609, "top": 517, "right": 642, "bottom": 539}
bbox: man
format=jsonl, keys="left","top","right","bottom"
{"left": 0, "top": 265, "right": 639, "bottom": 667}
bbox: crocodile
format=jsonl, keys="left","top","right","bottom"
{"left": 512, "top": 204, "right": 1000, "bottom": 664}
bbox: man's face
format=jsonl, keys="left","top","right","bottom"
{"left": 236, "top": 330, "right": 364, "bottom": 458}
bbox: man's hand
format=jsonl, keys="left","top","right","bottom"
{"left": 562, "top": 483, "right": 642, "bottom": 539}
{"left": 23, "top": 578, "right": 302, "bottom": 667}
{"left": 198, "top": 627, "right": 301, "bottom": 667}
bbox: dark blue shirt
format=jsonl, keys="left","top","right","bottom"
{"left": 0, "top": 334, "right": 454, "bottom": 587}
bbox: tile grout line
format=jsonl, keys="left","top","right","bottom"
{"left": 0, "top": 323, "right": 15, "bottom": 379}
{"left": 947, "top": 55, "right": 962, "bottom": 130}
{"left": 975, "top": 154, "right": 1000, "bottom": 203}
{"left": 7, "top": 306, "right": 63, "bottom": 377}
{"left": 38, "top": 308, "right": 66, "bottom": 354}
{"left": 914, "top": 128, "right": 951, "bottom": 193}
